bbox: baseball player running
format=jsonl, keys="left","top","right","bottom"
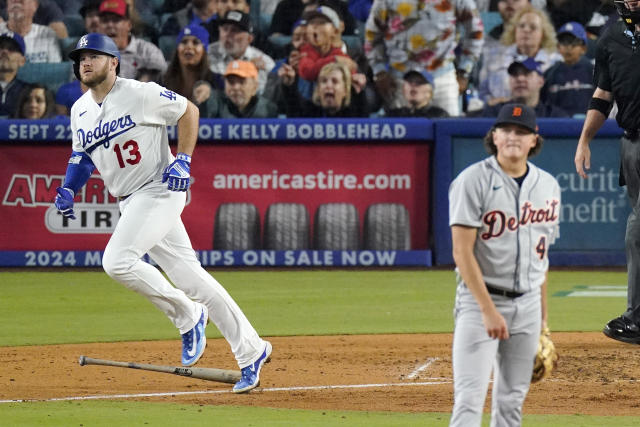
{"left": 448, "top": 104, "right": 560, "bottom": 426}
{"left": 53, "top": 33, "right": 271, "bottom": 393}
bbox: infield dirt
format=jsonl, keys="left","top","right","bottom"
{"left": 1, "top": 333, "right": 639, "bottom": 416}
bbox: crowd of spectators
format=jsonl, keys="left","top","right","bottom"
{"left": 0, "top": 0, "right": 623, "bottom": 120}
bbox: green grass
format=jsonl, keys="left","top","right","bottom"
{"left": 0, "top": 401, "right": 638, "bottom": 427}
{"left": 0, "top": 270, "right": 460, "bottom": 346}
{"left": 0, "top": 270, "right": 629, "bottom": 346}
{"left": 0, "top": 269, "right": 636, "bottom": 425}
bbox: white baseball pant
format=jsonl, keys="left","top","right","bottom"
{"left": 102, "top": 181, "right": 264, "bottom": 367}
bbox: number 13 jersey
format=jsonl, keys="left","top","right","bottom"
{"left": 70, "top": 77, "right": 188, "bottom": 197}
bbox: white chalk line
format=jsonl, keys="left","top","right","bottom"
{"left": 407, "top": 357, "right": 440, "bottom": 379}
{"left": 0, "top": 380, "right": 452, "bottom": 404}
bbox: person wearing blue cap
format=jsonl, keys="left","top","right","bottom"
{"left": 476, "top": 57, "right": 569, "bottom": 118}
{"left": 541, "top": 21, "right": 593, "bottom": 117}
{"left": 385, "top": 68, "right": 449, "bottom": 118}
{"left": 162, "top": 24, "right": 221, "bottom": 101}
{"left": 478, "top": 5, "right": 561, "bottom": 107}
{"left": 0, "top": 31, "right": 28, "bottom": 118}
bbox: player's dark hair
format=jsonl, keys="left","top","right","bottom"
{"left": 483, "top": 126, "right": 544, "bottom": 158}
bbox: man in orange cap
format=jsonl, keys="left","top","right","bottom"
{"left": 199, "top": 59, "right": 278, "bottom": 117}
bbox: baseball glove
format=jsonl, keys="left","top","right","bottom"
{"left": 531, "top": 327, "right": 558, "bottom": 383}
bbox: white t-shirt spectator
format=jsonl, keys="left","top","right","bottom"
{"left": 0, "top": 22, "right": 61, "bottom": 63}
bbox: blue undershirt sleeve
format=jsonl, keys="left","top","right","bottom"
{"left": 62, "top": 151, "right": 95, "bottom": 194}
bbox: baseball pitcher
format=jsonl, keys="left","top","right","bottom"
{"left": 448, "top": 104, "right": 560, "bottom": 426}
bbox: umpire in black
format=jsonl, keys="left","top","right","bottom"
{"left": 575, "top": 0, "right": 640, "bottom": 345}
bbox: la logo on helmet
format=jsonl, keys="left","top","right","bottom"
{"left": 79, "top": 35, "right": 88, "bottom": 48}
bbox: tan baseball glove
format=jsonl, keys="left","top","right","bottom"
{"left": 531, "top": 326, "right": 558, "bottom": 383}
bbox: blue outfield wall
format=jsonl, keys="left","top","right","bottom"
{"left": 433, "top": 118, "right": 627, "bottom": 267}
{"left": 0, "top": 118, "right": 627, "bottom": 267}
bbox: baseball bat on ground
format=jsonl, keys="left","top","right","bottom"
{"left": 78, "top": 355, "right": 241, "bottom": 384}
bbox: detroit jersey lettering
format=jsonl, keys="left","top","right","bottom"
{"left": 449, "top": 155, "right": 561, "bottom": 292}
{"left": 70, "top": 78, "right": 187, "bottom": 197}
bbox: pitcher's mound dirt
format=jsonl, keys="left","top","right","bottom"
{"left": 1, "top": 333, "right": 639, "bottom": 415}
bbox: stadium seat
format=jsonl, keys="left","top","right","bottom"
{"left": 60, "top": 36, "right": 80, "bottom": 58}
{"left": 63, "top": 15, "right": 85, "bottom": 38}
{"left": 343, "top": 35, "right": 363, "bottom": 54}
{"left": 17, "top": 61, "right": 73, "bottom": 92}
{"left": 149, "top": 0, "right": 165, "bottom": 13}
{"left": 268, "top": 34, "right": 291, "bottom": 50}
{"left": 480, "top": 11, "right": 502, "bottom": 34}
{"left": 159, "top": 35, "right": 177, "bottom": 62}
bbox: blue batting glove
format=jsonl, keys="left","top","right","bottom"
{"left": 162, "top": 153, "right": 191, "bottom": 192}
{"left": 54, "top": 187, "right": 76, "bottom": 219}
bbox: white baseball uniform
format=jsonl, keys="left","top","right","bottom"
{"left": 70, "top": 77, "right": 266, "bottom": 368}
{"left": 448, "top": 155, "right": 560, "bottom": 426}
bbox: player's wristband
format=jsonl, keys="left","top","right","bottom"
{"left": 588, "top": 97, "right": 612, "bottom": 116}
{"left": 176, "top": 152, "right": 191, "bottom": 163}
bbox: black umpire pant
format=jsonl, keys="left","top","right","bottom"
{"left": 620, "top": 134, "right": 640, "bottom": 324}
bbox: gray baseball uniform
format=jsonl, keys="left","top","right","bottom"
{"left": 448, "top": 155, "right": 560, "bottom": 426}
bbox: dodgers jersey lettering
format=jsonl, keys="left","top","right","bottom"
{"left": 70, "top": 78, "right": 187, "bottom": 197}
{"left": 449, "top": 156, "right": 560, "bottom": 292}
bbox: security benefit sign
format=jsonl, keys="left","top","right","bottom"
{"left": 452, "top": 137, "right": 630, "bottom": 253}
{"left": 0, "top": 143, "right": 431, "bottom": 267}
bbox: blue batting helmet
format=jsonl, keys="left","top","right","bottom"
{"left": 69, "top": 33, "right": 120, "bottom": 79}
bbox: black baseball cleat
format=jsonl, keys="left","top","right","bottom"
{"left": 603, "top": 315, "right": 640, "bottom": 344}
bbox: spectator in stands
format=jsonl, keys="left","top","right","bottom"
{"left": 80, "top": 0, "right": 102, "bottom": 34}
{"left": 542, "top": 21, "right": 593, "bottom": 117}
{"left": 484, "top": 0, "right": 531, "bottom": 50}
{"left": 271, "top": 19, "right": 307, "bottom": 70}
{"left": 199, "top": 60, "right": 278, "bottom": 118}
{"left": 12, "top": 82, "right": 55, "bottom": 118}
{"left": 0, "top": 0, "right": 62, "bottom": 62}
{"left": 385, "top": 68, "right": 449, "bottom": 118}
{"left": 478, "top": 5, "right": 561, "bottom": 106}
{"left": 279, "top": 61, "right": 369, "bottom": 117}
{"left": 160, "top": 0, "right": 219, "bottom": 43}
{"left": 299, "top": 5, "right": 357, "bottom": 82}
{"left": 162, "top": 24, "right": 221, "bottom": 101}
{"left": 477, "top": 57, "right": 569, "bottom": 118}
{"left": 99, "top": 0, "right": 167, "bottom": 80}
{"left": 208, "top": 10, "right": 274, "bottom": 94}
{"left": 270, "top": 0, "right": 357, "bottom": 38}
{"left": 0, "top": 31, "right": 27, "bottom": 118}
{"left": 364, "top": 0, "right": 484, "bottom": 116}
{"left": 0, "top": 0, "right": 68, "bottom": 38}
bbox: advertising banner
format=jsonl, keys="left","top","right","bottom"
{"left": 0, "top": 141, "right": 431, "bottom": 267}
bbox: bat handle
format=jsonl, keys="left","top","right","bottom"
{"left": 78, "top": 355, "right": 86, "bottom": 366}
